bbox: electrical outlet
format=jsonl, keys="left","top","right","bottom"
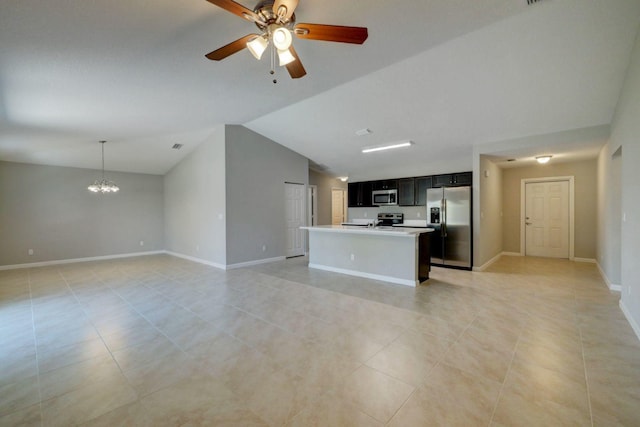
{"left": 350, "top": 253, "right": 355, "bottom": 261}
{"left": 28, "top": 249, "right": 34, "bottom": 256}
{"left": 416, "top": 212, "right": 421, "bottom": 218}
{"left": 363, "top": 212, "right": 368, "bottom": 217}
{"left": 218, "top": 213, "right": 224, "bottom": 220}
{"left": 139, "top": 240, "right": 144, "bottom": 246}
{"left": 629, "top": 287, "right": 632, "bottom": 296}
{"left": 196, "top": 245, "right": 200, "bottom": 252}
{"left": 262, "top": 245, "right": 267, "bottom": 252}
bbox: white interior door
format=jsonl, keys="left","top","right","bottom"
{"left": 331, "top": 189, "right": 346, "bottom": 225}
{"left": 525, "top": 180, "right": 569, "bottom": 258}
{"left": 285, "top": 183, "right": 305, "bottom": 258}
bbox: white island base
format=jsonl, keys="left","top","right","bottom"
{"left": 302, "top": 226, "right": 433, "bottom": 287}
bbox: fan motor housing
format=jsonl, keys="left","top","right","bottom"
{"left": 253, "top": 0, "right": 296, "bottom": 30}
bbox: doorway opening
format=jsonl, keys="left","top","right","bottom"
{"left": 520, "top": 176, "right": 574, "bottom": 259}
{"left": 331, "top": 188, "right": 347, "bottom": 225}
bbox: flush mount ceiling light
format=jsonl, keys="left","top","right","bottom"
{"left": 338, "top": 176, "right": 349, "bottom": 182}
{"left": 88, "top": 141, "right": 119, "bottom": 194}
{"left": 362, "top": 141, "right": 414, "bottom": 154}
{"left": 204, "top": 0, "right": 368, "bottom": 82}
{"left": 536, "top": 155, "right": 552, "bottom": 164}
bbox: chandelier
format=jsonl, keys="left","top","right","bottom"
{"left": 88, "top": 140, "right": 119, "bottom": 193}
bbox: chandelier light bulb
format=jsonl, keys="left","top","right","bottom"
{"left": 88, "top": 141, "right": 119, "bottom": 194}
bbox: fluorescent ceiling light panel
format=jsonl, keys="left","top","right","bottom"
{"left": 362, "top": 141, "right": 413, "bottom": 153}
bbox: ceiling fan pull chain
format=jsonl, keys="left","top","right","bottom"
{"left": 270, "top": 42, "right": 277, "bottom": 84}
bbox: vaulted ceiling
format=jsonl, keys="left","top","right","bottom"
{"left": 1, "top": 0, "right": 639, "bottom": 180}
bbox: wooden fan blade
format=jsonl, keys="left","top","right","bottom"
{"left": 205, "top": 34, "right": 258, "bottom": 60}
{"left": 206, "top": 0, "right": 260, "bottom": 23}
{"left": 285, "top": 45, "right": 306, "bottom": 79}
{"left": 294, "top": 23, "right": 368, "bottom": 44}
{"left": 273, "top": 0, "right": 298, "bottom": 21}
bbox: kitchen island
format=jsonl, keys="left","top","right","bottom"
{"left": 301, "top": 225, "right": 434, "bottom": 287}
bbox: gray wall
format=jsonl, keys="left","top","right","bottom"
{"left": 309, "top": 170, "right": 348, "bottom": 225}
{"left": 0, "top": 161, "right": 163, "bottom": 266}
{"left": 605, "top": 27, "right": 640, "bottom": 333}
{"left": 477, "top": 156, "right": 504, "bottom": 267}
{"left": 225, "top": 125, "right": 308, "bottom": 266}
{"left": 501, "top": 159, "right": 597, "bottom": 259}
{"left": 164, "top": 127, "right": 227, "bottom": 266}
{"left": 597, "top": 146, "right": 622, "bottom": 286}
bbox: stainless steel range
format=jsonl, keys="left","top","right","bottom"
{"left": 377, "top": 212, "right": 403, "bottom": 226}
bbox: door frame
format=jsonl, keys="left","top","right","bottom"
{"left": 307, "top": 185, "right": 318, "bottom": 227}
{"left": 285, "top": 182, "right": 306, "bottom": 258}
{"left": 520, "top": 176, "right": 575, "bottom": 259}
{"left": 331, "top": 187, "right": 348, "bottom": 225}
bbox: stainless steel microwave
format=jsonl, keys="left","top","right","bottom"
{"left": 372, "top": 189, "right": 398, "bottom": 206}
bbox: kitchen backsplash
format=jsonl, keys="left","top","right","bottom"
{"left": 347, "top": 205, "right": 427, "bottom": 223}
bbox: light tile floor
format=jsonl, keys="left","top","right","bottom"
{"left": 1, "top": 254, "right": 639, "bottom": 426}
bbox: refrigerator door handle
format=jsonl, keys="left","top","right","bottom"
{"left": 442, "top": 198, "right": 447, "bottom": 237}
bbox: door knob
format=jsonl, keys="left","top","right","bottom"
{"left": 525, "top": 222, "right": 532, "bottom": 225}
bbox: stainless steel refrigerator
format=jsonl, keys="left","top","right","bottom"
{"left": 426, "top": 186, "right": 472, "bottom": 269}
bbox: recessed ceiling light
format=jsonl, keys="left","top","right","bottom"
{"left": 362, "top": 141, "right": 413, "bottom": 154}
{"left": 355, "top": 128, "right": 372, "bottom": 136}
{"left": 536, "top": 155, "right": 552, "bottom": 164}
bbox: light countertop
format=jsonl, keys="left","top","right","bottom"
{"left": 301, "top": 225, "right": 434, "bottom": 237}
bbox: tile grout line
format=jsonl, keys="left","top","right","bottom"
{"left": 576, "top": 308, "right": 595, "bottom": 427}
{"left": 26, "top": 267, "right": 44, "bottom": 427}
{"left": 487, "top": 332, "right": 522, "bottom": 426}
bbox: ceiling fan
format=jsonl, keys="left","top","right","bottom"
{"left": 204, "top": 0, "right": 368, "bottom": 81}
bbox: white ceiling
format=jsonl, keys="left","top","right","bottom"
{"left": 1, "top": 0, "right": 639, "bottom": 180}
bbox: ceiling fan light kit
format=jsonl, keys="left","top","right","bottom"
{"left": 205, "top": 0, "right": 368, "bottom": 80}
{"left": 247, "top": 35, "right": 268, "bottom": 59}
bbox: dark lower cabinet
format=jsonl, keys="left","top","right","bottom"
{"left": 418, "top": 232, "right": 431, "bottom": 282}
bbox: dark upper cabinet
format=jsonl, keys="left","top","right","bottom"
{"left": 398, "top": 178, "right": 415, "bottom": 206}
{"left": 414, "top": 176, "right": 432, "bottom": 206}
{"left": 371, "top": 180, "right": 398, "bottom": 191}
{"left": 432, "top": 172, "right": 472, "bottom": 188}
{"left": 348, "top": 181, "right": 373, "bottom": 207}
{"left": 348, "top": 172, "right": 469, "bottom": 207}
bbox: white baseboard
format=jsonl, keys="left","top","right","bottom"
{"left": 574, "top": 257, "right": 596, "bottom": 263}
{"left": 501, "top": 251, "right": 523, "bottom": 257}
{"left": 0, "top": 251, "right": 165, "bottom": 271}
{"left": 619, "top": 300, "right": 640, "bottom": 343}
{"left": 226, "top": 256, "right": 286, "bottom": 270}
{"left": 595, "top": 262, "right": 622, "bottom": 292}
{"left": 164, "top": 251, "right": 226, "bottom": 270}
{"left": 473, "top": 252, "right": 503, "bottom": 272}
{"left": 308, "top": 263, "right": 418, "bottom": 287}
